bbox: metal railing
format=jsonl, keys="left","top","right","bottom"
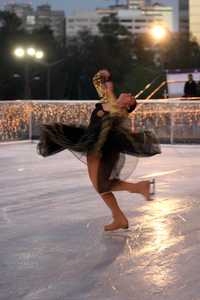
{"left": 0, "top": 99, "right": 200, "bottom": 144}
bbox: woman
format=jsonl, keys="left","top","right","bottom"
{"left": 37, "top": 69, "right": 161, "bottom": 231}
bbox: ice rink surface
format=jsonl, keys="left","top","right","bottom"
{"left": 0, "top": 143, "right": 200, "bottom": 300}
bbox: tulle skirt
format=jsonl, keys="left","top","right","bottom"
{"left": 37, "top": 115, "right": 161, "bottom": 193}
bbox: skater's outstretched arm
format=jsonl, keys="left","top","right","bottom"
{"left": 93, "top": 70, "right": 118, "bottom": 109}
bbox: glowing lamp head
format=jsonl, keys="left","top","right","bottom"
{"left": 150, "top": 25, "right": 167, "bottom": 41}
{"left": 27, "top": 47, "right": 36, "bottom": 57}
{"left": 35, "top": 50, "right": 44, "bottom": 60}
{"left": 13, "top": 47, "right": 44, "bottom": 60}
{"left": 14, "top": 47, "right": 25, "bottom": 58}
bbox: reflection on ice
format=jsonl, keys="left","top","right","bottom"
{"left": 1, "top": 144, "right": 200, "bottom": 299}
{"left": 125, "top": 199, "right": 186, "bottom": 288}
{"left": 133, "top": 199, "right": 185, "bottom": 254}
{"left": 139, "top": 169, "right": 182, "bottom": 179}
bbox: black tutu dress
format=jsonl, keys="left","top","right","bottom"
{"left": 37, "top": 72, "right": 161, "bottom": 193}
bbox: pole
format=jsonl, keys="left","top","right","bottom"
{"left": 47, "top": 66, "right": 51, "bottom": 99}
{"left": 170, "top": 110, "right": 175, "bottom": 145}
{"left": 24, "top": 61, "right": 31, "bottom": 99}
{"left": 28, "top": 105, "right": 33, "bottom": 141}
{"left": 44, "top": 59, "right": 65, "bottom": 100}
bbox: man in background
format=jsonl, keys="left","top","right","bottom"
{"left": 184, "top": 74, "right": 197, "bottom": 97}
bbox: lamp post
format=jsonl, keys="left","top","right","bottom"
{"left": 48, "top": 59, "right": 66, "bottom": 99}
{"left": 13, "top": 47, "right": 44, "bottom": 99}
{"left": 38, "top": 59, "right": 65, "bottom": 99}
{"left": 150, "top": 24, "right": 170, "bottom": 98}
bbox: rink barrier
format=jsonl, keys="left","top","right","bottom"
{"left": 0, "top": 99, "right": 200, "bottom": 144}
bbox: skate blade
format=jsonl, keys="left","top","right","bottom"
{"left": 150, "top": 178, "right": 155, "bottom": 196}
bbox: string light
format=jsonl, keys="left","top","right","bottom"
{"left": 0, "top": 102, "right": 200, "bottom": 142}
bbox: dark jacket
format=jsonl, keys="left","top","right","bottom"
{"left": 184, "top": 80, "right": 197, "bottom": 97}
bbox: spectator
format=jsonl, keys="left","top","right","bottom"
{"left": 184, "top": 74, "right": 197, "bottom": 97}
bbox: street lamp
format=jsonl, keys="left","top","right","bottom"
{"left": 27, "top": 47, "right": 36, "bottom": 57}
{"left": 150, "top": 25, "right": 167, "bottom": 42}
{"left": 14, "top": 47, "right": 25, "bottom": 58}
{"left": 149, "top": 24, "right": 168, "bottom": 67}
{"left": 35, "top": 50, "right": 44, "bottom": 60}
{"left": 13, "top": 47, "right": 44, "bottom": 99}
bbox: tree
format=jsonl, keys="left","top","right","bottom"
{"left": 0, "top": 11, "right": 25, "bottom": 99}
{"left": 1, "top": 10, "right": 200, "bottom": 100}
{"left": 0, "top": 11, "right": 65, "bottom": 100}
{"left": 0, "top": 11, "right": 22, "bottom": 33}
{"left": 64, "top": 15, "right": 135, "bottom": 99}
{"left": 162, "top": 33, "right": 200, "bottom": 70}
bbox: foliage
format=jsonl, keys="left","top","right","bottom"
{"left": 162, "top": 33, "right": 200, "bottom": 69}
{"left": 64, "top": 15, "right": 134, "bottom": 99}
{"left": 1, "top": 11, "right": 200, "bottom": 100}
{"left": 0, "top": 11, "right": 64, "bottom": 99}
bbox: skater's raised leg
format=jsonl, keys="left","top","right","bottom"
{"left": 87, "top": 154, "right": 152, "bottom": 231}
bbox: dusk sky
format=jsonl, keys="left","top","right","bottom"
{"left": 34, "top": 0, "right": 177, "bottom": 14}
{"left": 1, "top": 0, "right": 178, "bottom": 15}
{"left": 0, "top": 0, "right": 178, "bottom": 29}
{"left": 34, "top": 0, "right": 178, "bottom": 29}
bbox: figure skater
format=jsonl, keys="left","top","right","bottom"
{"left": 37, "top": 69, "right": 161, "bottom": 231}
